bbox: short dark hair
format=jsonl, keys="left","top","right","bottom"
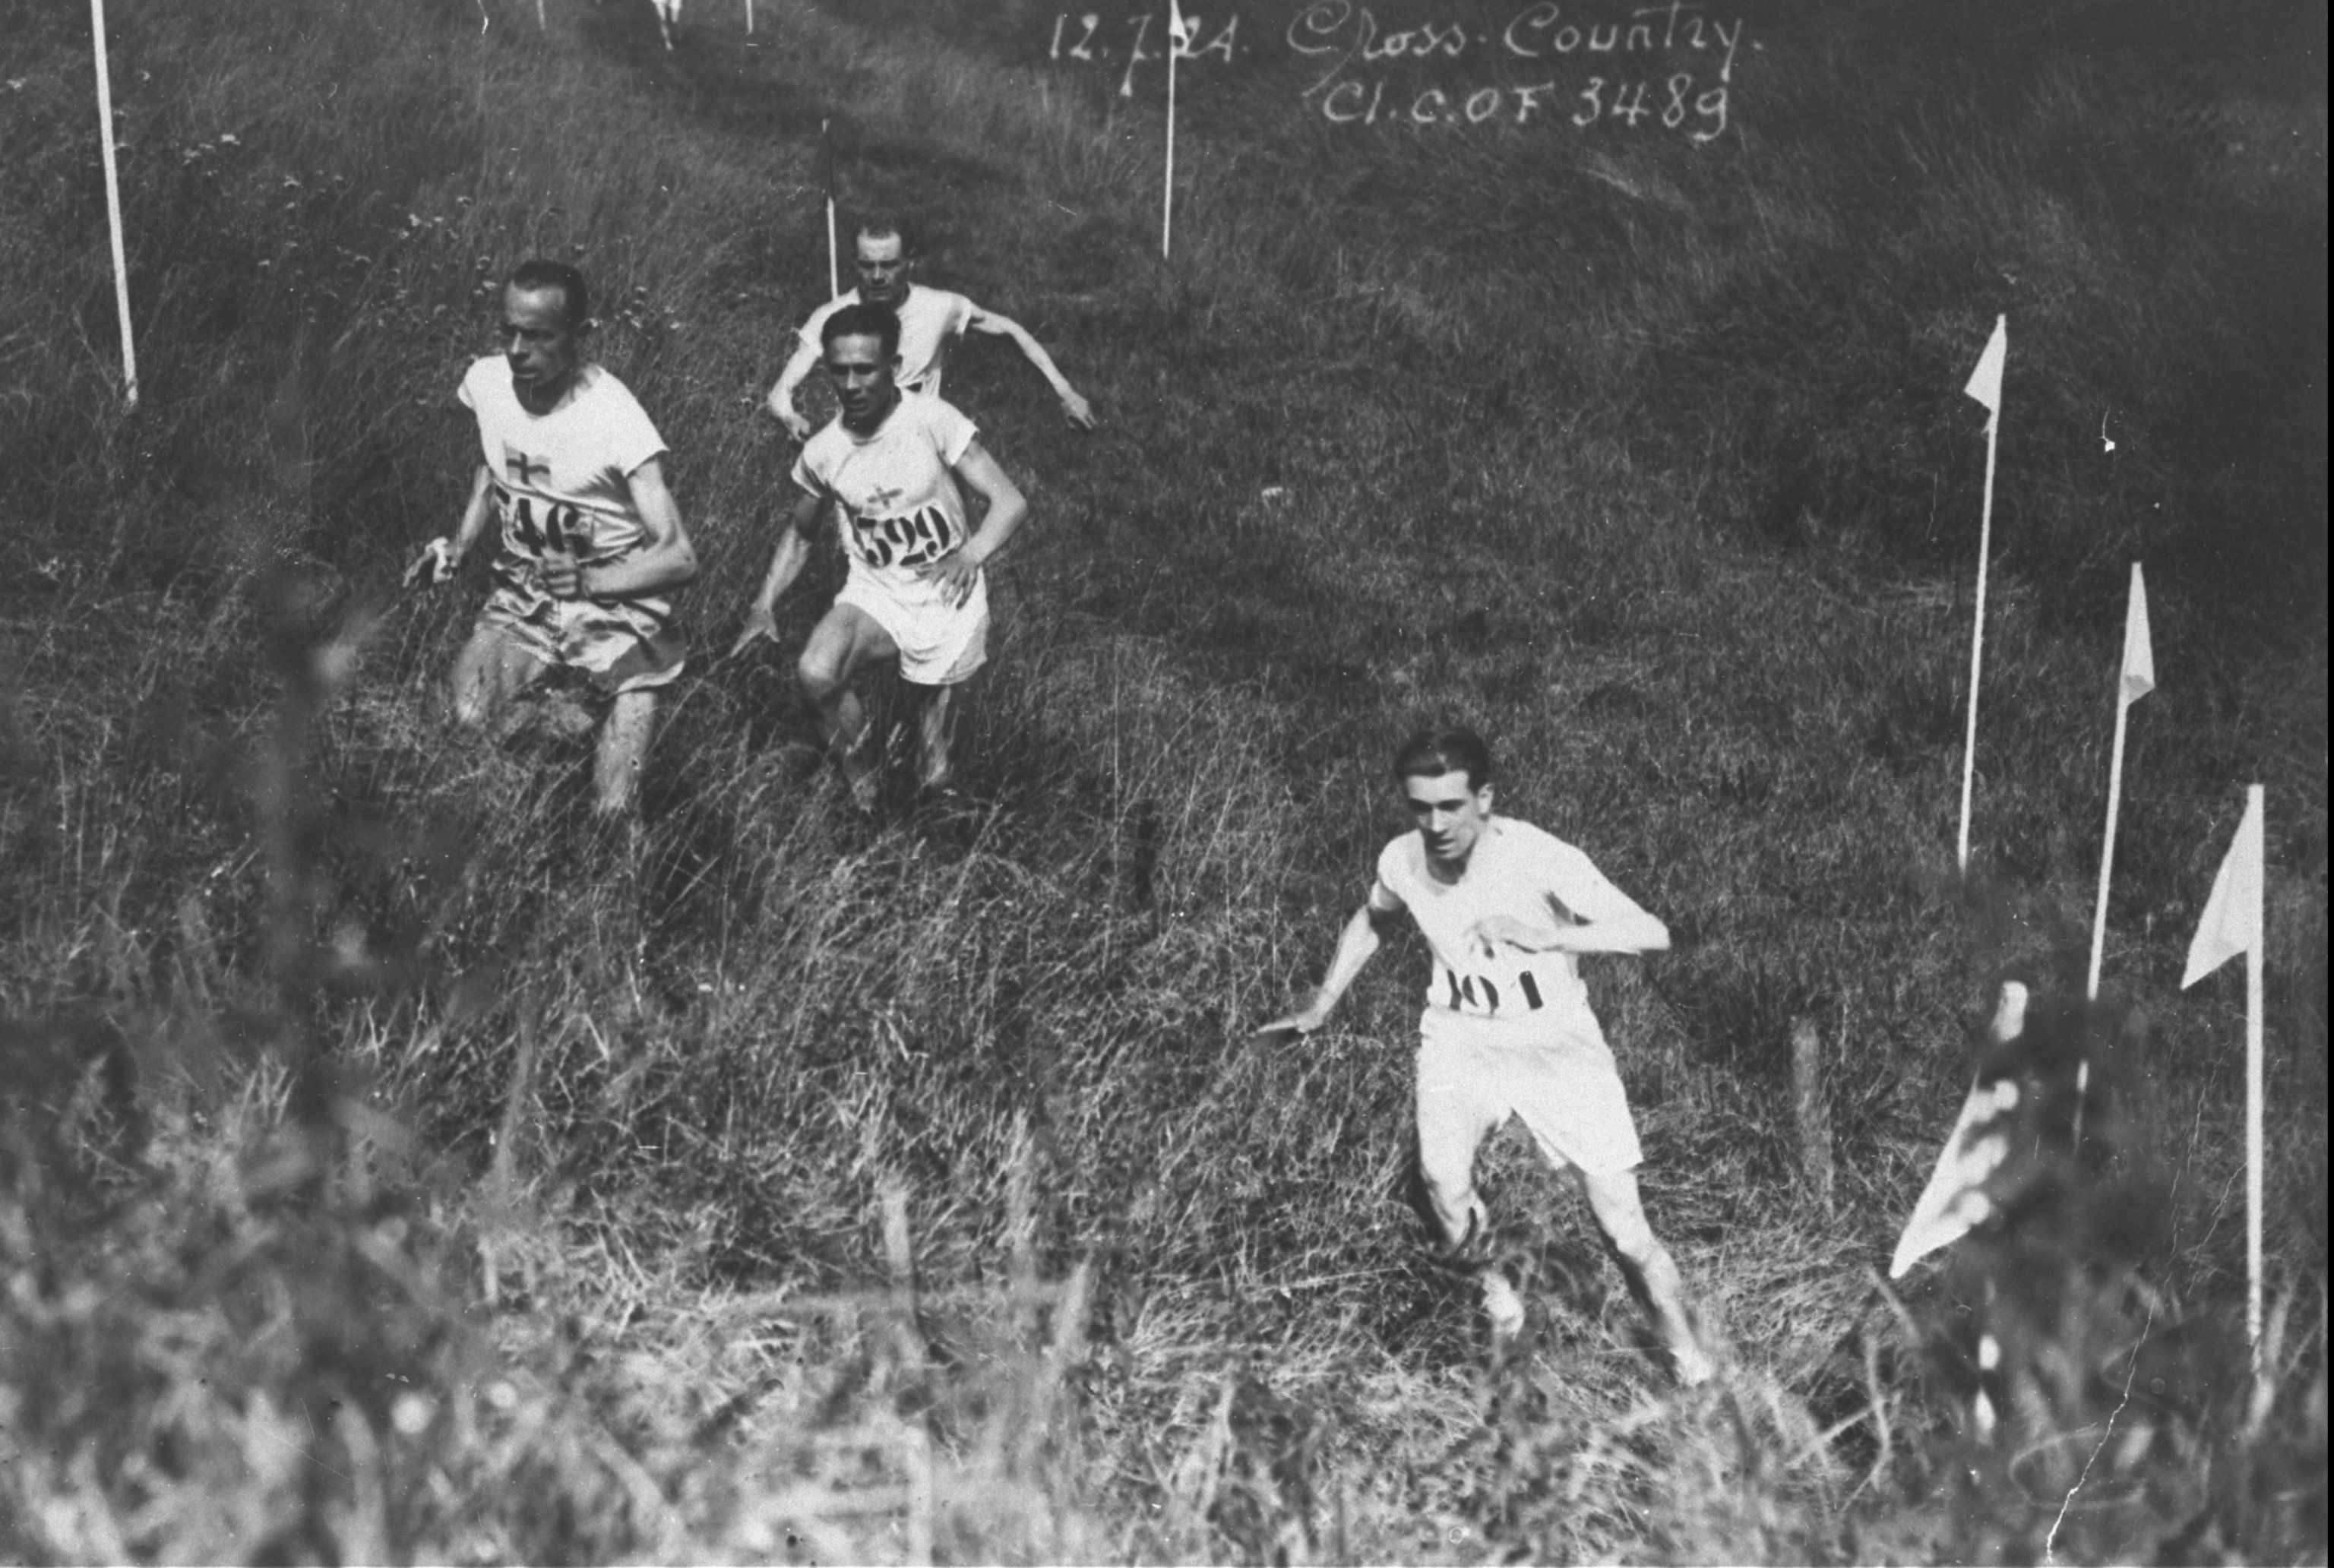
{"left": 1393, "top": 727, "right": 1494, "bottom": 792}
{"left": 854, "top": 214, "right": 911, "bottom": 252}
{"left": 507, "top": 259, "right": 592, "bottom": 330}
{"left": 821, "top": 301, "right": 901, "bottom": 362}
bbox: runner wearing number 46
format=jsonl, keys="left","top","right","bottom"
{"left": 731, "top": 302, "right": 1029, "bottom": 811}
{"left": 405, "top": 260, "right": 699, "bottom": 818}
{"left": 1262, "top": 728, "right": 1714, "bottom": 1382}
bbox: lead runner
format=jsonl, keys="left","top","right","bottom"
{"left": 406, "top": 259, "right": 698, "bottom": 819}
{"left": 1263, "top": 727, "right": 1714, "bottom": 1380}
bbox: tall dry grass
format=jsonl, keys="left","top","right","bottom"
{"left": 1, "top": 0, "right": 2324, "bottom": 1557}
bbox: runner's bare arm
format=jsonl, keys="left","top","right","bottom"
{"left": 765, "top": 338, "right": 822, "bottom": 439}
{"left": 406, "top": 463, "right": 495, "bottom": 586}
{"left": 917, "top": 440, "right": 1027, "bottom": 608}
{"left": 964, "top": 305, "right": 1096, "bottom": 429}
{"left": 729, "top": 489, "right": 824, "bottom": 655}
{"left": 554, "top": 457, "right": 697, "bottom": 600}
{"left": 1533, "top": 903, "right": 1669, "bottom": 954}
{"left": 1260, "top": 890, "right": 1405, "bottom": 1035}
{"left": 1488, "top": 871, "right": 1668, "bottom": 956}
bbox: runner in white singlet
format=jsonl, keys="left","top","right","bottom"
{"left": 405, "top": 261, "right": 698, "bottom": 819}
{"left": 1263, "top": 728, "right": 1714, "bottom": 1380}
{"left": 765, "top": 219, "right": 1096, "bottom": 440}
{"left": 731, "top": 301, "right": 1029, "bottom": 812}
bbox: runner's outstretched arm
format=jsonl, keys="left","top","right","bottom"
{"left": 965, "top": 306, "right": 1096, "bottom": 429}
{"left": 765, "top": 339, "right": 823, "bottom": 439}
{"left": 730, "top": 490, "right": 824, "bottom": 655}
{"left": 1261, "top": 897, "right": 1402, "bottom": 1035}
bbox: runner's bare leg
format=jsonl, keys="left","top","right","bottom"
{"left": 452, "top": 625, "right": 546, "bottom": 740}
{"left": 798, "top": 603, "right": 897, "bottom": 812}
{"left": 1578, "top": 1167, "right": 1713, "bottom": 1383}
{"left": 916, "top": 683, "right": 958, "bottom": 791}
{"left": 593, "top": 688, "right": 658, "bottom": 817}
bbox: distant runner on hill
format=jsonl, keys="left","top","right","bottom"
{"left": 405, "top": 259, "right": 698, "bottom": 818}
{"left": 1262, "top": 729, "right": 1715, "bottom": 1380}
{"left": 764, "top": 217, "right": 1096, "bottom": 440}
{"left": 731, "top": 302, "right": 1029, "bottom": 811}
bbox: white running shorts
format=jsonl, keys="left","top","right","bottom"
{"left": 835, "top": 566, "right": 989, "bottom": 688}
{"left": 1415, "top": 1005, "right": 1645, "bottom": 1181}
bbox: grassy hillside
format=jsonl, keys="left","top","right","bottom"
{"left": 1, "top": 0, "right": 2325, "bottom": 1559}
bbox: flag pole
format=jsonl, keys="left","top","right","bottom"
{"left": 1162, "top": 8, "right": 1179, "bottom": 259}
{"left": 89, "top": 0, "right": 138, "bottom": 409}
{"left": 2244, "top": 782, "right": 2265, "bottom": 1369}
{"left": 745, "top": 0, "right": 754, "bottom": 33}
{"left": 2087, "top": 562, "right": 2155, "bottom": 999}
{"left": 2183, "top": 785, "right": 2270, "bottom": 1371}
{"left": 2084, "top": 686, "right": 2134, "bottom": 999}
{"left": 822, "top": 118, "right": 840, "bottom": 300}
{"left": 1956, "top": 316, "right": 2007, "bottom": 875}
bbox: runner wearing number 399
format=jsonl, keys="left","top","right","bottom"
{"left": 405, "top": 260, "right": 699, "bottom": 819}
{"left": 1261, "top": 728, "right": 1714, "bottom": 1382}
{"left": 731, "top": 302, "right": 1029, "bottom": 812}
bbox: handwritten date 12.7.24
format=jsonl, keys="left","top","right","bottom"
{"left": 1049, "top": 11, "right": 1241, "bottom": 96}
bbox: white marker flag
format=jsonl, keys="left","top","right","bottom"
{"left": 2118, "top": 562, "right": 2155, "bottom": 705}
{"left": 1964, "top": 314, "right": 2007, "bottom": 425}
{"left": 1954, "top": 315, "right": 2008, "bottom": 873}
{"left": 1161, "top": 0, "right": 1189, "bottom": 260}
{"left": 2184, "top": 784, "right": 2269, "bottom": 1364}
{"left": 2086, "top": 561, "right": 2155, "bottom": 999}
{"left": 2183, "top": 786, "right": 2263, "bottom": 988}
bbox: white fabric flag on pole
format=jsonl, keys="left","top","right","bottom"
{"left": 2086, "top": 561, "right": 2155, "bottom": 998}
{"left": 2183, "top": 784, "right": 2268, "bottom": 1366}
{"left": 89, "top": 0, "right": 138, "bottom": 409}
{"left": 2117, "top": 562, "right": 2155, "bottom": 704}
{"left": 1162, "top": 0, "right": 1189, "bottom": 260}
{"left": 2183, "top": 786, "right": 2263, "bottom": 988}
{"left": 1964, "top": 315, "right": 2007, "bottom": 426}
{"left": 1954, "top": 315, "right": 2007, "bottom": 873}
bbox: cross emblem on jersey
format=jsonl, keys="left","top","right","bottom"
{"left": 863, "top": 483, "right": 903, "bottom": 512}
{"left": 504, "top": 446, "right": 549, "bottom": 487}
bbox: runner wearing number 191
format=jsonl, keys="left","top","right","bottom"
{"left": 405, "top": 260, "right": 698, "bottom": 819}
{"left": 730, "top": 302, "right": 1029, "bottom": 811}
{"left": 1261, "top": 728, "right": 1714, "bottom": 1381}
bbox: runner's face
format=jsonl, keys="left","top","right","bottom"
{"left": 1403, "top": 770, "right": 1494, "bottom": 869}
{"left": 855, "top": 234, "right": 910, "bottom": 305}
{"left": 501, "top": 285, "right": 583, "bottom": 403}
{"left": 823, "top": 331, "right": 900, "bottom": 428}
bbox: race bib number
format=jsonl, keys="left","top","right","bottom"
{"left": 497, "top": 485, "right": 591, "bottom": 557}
{"left": 1440, "top": 963, "right": 1548, "bottom": 1018}
{"left": 848, "top": 504, "right": 959, "bottom": 570}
